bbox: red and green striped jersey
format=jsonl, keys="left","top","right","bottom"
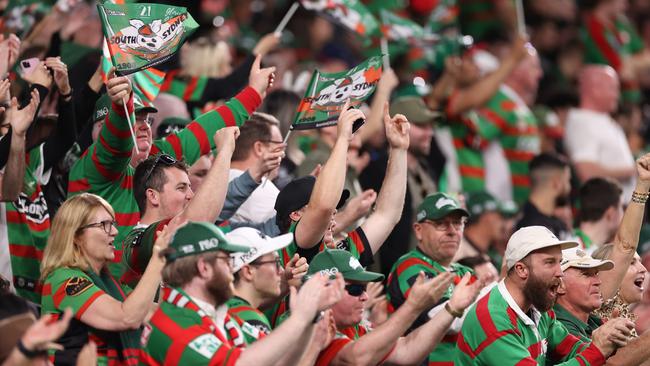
{"left": 226, "top": 296, "right": 270, "bottom": 345}
{"left": 446, "top": 90, "right": 489, "bottom": 193}
{"left": 386, "top": 247, "right": 475, "bottom": 365}
{"left": 41, "top": 267, "right": 136, "bottom": 366}
{"left": 3, "top": 143, "right": 50, "bottom": 303}
{"left": 68, "top": 87, "right": 261, "bottom": 279}
{"left": 140, "top": 287, "right": 246, "bottom": 365}
{"left": 580, "top": 13, "right": 644, "bottom": 103}
{"left": 121, "top": 219, "right": 170, "bottom": 286}
{"left": 456, "top": 281, "right": 606, "bottom": 366}
{"left": 315, "top": 321, "right": 394, "bottom": 366}
{"left": 160, "top": 70, "right": 209, "bottom": 102}
{"left": 474, "top": 86, "right": 540, "bottom": 204}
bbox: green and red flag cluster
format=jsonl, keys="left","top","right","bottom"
{"left": 293, "top": 55, "right": 382, "bottom": 130}
{"left": 380, "top": 9, "right": 433, "bottom": 45}
{"left": 97, "top": 2, "right": 198, "bottom": 75}
{"left": 299, "top": 0, "right": 380, "bottom": 42}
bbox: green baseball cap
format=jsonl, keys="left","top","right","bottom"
{"left": 389, "top": 96, "right": 440, "bottom": 125}
{"left": 93, "top": 93, "right": 157, "bottom": 122}
{"left": 306, "top": 249, "right": 384, "bottom": 282}
{"left": 499, "top": 200, "right": 519, "bottom": 218}
{"left": 465, "top": 191, "right": 499, "bottom": 217}
{"left": 165, "top": 222, "right": 249, "bottom": 262}
{"left": 415, "top": 192, "right": 469, "bottom": 222}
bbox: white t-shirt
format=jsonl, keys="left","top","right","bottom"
{"left": 228, "top": 169, "right": 279, "bottom": 224}
{"left": 564, "top": 108, "right": 635, "bottom": 199}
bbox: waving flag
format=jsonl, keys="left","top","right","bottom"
{"left": 292, "top": 56, "right": 382, "bottom": 130}
{"left": 380, "top": 9, "right": 427, "bottom": 44}
{"left": 97, "top": 2, "right": 198, "bottom": 75}
{"left": 300, "top": 0, "right": 380, "bottom": 42}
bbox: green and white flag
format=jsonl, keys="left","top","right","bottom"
{"left": 97, "top": 2, "right": 198, "bottom": 75}
{"left": 300, "top": 0, "right": 380, "bottom": 42}
{"left": 380, "top": 9, "right": 430, "bottom": 44}
{"left": 292, "top": 56, "right": 383, "bottom": 130}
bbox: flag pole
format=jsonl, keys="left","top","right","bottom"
{"left": 380, "top": 37, "right": 390, "bottom": 70}
{"left": 515, "top": 0, "right": 526, "bottom": 35}
{"left": 274, "top": 2, "right": 300, "bottom": 36}
{"left": 122, "top": 96, "right": 140, "bottom": 155}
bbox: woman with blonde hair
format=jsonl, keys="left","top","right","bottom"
{"left": 40, "top": 193, "right": 171, "bottom": 366}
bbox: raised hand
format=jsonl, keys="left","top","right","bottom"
{"left": 290, "top": 272, "right": 344, "bottom": 323}
{"left": 337, "top": 99, "right": 366, "bottom": 142}
{"left": 249, "top": 54, "right": 276, "bottom": 98}
{"left": 340, "top": 189, "right": 377, "bottom": 223}
{"left": 21, "top": 308, "right": 73, "bottom": 353}
{"left": 249, "top": 144, "right": 285, "bottom": 182}
{"left": 448, "top": 273, "right": 483, "bottom": 314}
{"left": 377, "top": 68, "right": 399, "bottom": 94}
{"left": 383, "top": 102, "right": 410, "bottom": 150}
{"left": 44, "top": 57, "right": 71, "bottom": 96}
{"left": 106, "top": 68, "right": 132, "bottom": 105}
{"left": 0, "top": 34, "right": 20, "bottom": 77}
{"left": 406, "top": 271, "right": 454, "bottom": 311}
{"left": 283, "top": 254, "right": 309, "bottom": 289}
{"left": 591, "top": 317, "right": 635, "bottom": 356}
{"left": 0, "top": 79, "right": 11, "bottom": 105}
{"left": 214, "top": 126, "right": 240, "bottom": 155}
{"left": 253, "top": 33, "right": 281, "bottom": 57}
{"left": 152, "top": 221, "right": 179, "bottom": 257}
{"left": 635, "top": 153, "right": 650, "bottom": 185}
{"left": 9, "top": 89, "right": 40, "bottom": 137}
{"left": 509, "top": 35, "right": 530, "bottom": 63}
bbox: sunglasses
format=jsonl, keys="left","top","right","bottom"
{"left": 141, "top": 154, "right": 177, "bottom": 185}
{"left": 345, "top": 283, "right": 367, "bottom": 297}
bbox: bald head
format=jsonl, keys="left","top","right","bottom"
{"left": 578, "top": 65, "right": 620, "bottom": 113}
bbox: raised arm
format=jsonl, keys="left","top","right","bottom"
{"left": 600, "top": 153, "right": 650, "bottom": 300}
{"left": 177, "top": 127, "right": 239, "bottom": 223}
{"left": 0, "top": 90, "right": 39, "bottom": 201}
{"left": 294, "top": 102, "right": 364, "bottom": 248}
{"left": 360, "top": 102, "right": 408, "bottom": 254}
{"left": 357, "top": 68, "right": 398, "bottom": 144}
{"left": 446, "top": 36, "right": 528, "bottom": 118}
{"left": 152, "top": 55, "right": 275, "bottom": 165}
{"left": 331, "top": 272, "right": 454, "bottom": 366}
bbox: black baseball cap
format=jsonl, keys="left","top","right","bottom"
{"left": 274, "top": 176, "right": 350, "bottom": 225}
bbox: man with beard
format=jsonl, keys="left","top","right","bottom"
{"left": 456, "top": 226, "right": 634, "bottom": 365}
{"left": 515, "top": 153, "right": 572, "bottom": 239}
{"left": 139, "top": 221, "right": 344, "bottom": 365}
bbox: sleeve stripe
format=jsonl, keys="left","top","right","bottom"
{"left": 551, "top": 334, "right": 581, "bottom": 359}
{"left": 396, "top": 258, "right": 434, "bottom": 276}
{"left": 218, "top": 105, "right": 236, "bottom": 127}
{"left": 91, "top": 147, "right": 121, "bottom": 181}
{"left": 186, "top": 122, "right": 210, "bottom": 156}
{"left": 104, "top": 115, "right": 133, "bottom": 140}
{"left": 99, "top": 135, "right": 131, "bottom": 157}
{"left": 77, "top": 291, "right": 104, "bottom": 319}
{"left": 233, "top": 86, "right": 262, "bottom": 115}
{"left": 585, "top": 15, "right": 621, "bottom": 70}
{"left": 164, "top": 133, "right": 183, "bottom": 160}
{"left": 476, "top": 291, "right": 497, "bottom": 334}
{"left": 183, "top": 77, "right": 199, "bottom": 101}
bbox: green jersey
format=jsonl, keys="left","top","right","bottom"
{"left": 3, "top": 144, "right": 50, "bottom": 303}
{"left": 41, "top": 267, "right": 137, "bottom": 366}
{"left": 475, "top": 86, "right": 540, "bottom": 204}
{"left": 386, "top": 247, "right": 475, "bottom": 364}
{"left": 456, "top": 281, "right": 606, "bottom": 366}
{"left": 226, "top": 296, "right": 271, "bottom": 345}
{"left": 68, "top": 87, "right": 261, "bottom": 279}
{"left": 140, "top": 287, "right": 246, "bottom": 365}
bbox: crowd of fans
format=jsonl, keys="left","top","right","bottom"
{"left": 2, "top": 0, "right": 650, "bottom": 365}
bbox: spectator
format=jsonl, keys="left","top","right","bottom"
{"left": 139, "top": 221, "right": 343, "bottom": 365}
{"left": 386, "top": 192, "right": 474, "bottom": 365}
{"left": 456, "top": 255, "right": 499, "bottom": 285}
{"left": 225, "top": 227, "right": 297, "bottom": 344}
{"left": 456, "top": 225, "right": 633, "bottom": 365}
{"left": 229, "top": 113, "right": 285, "bottom": 224}
{"left": 515, "top": 153, "right": 572, "bottom": 239}
{"left": 454, "top": 190, "right": 505, "bottom": 265}
{"left": 39, "top": 193, "right": 169, "bottom": 365}
{"left": 563, "top": 65, "right": 636, "bottom": 199}
{"left": 575, "top": 177, "right": 624, "bottom": 252}
{"left": 307, "top": 249, "right": 481, "bottom": 365}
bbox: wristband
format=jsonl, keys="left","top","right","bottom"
{"left": 444, "top": 302, "right": 464, "bottom": 318}
{"left": 631, "top": 191, "right": 649, "bottom": 204}
{"left": 60, "top": 89, "right": 73, "bottom": 99}
{"left": 17, "top": 339, "right": 46, "bottom": 359}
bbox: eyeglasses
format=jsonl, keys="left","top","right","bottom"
{"left": 136, "top": 115, "right": 154, "bottom": 126}
{"left": 215, "top": 254, "right": 234, "bottom": 268}
{"left": 78, "top": 220, "right": 117, "bottom": 234}
{"left": 141, "top": 154, "right": 177, "bottom": 186}
{"left": 345, "top": 283, "right": 367, "bottom": 297}
{"left": 422, "top": 218, "right": 467, "bottom": 232}
{"left": 260, "top": 139, "right": 285, "bottom": 145}
{"left": 250, "top": 258, "right": 283, "bottom": 271}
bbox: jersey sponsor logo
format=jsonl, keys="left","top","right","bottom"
{"left": 14, "top": 192, "right": 49, "bottom": 225}
{"left": 65, "top": 277, "right": 93, "bottom": 296}
{"left": 188, "top": 334, "right": 221, "bottom": 358}
{"left": 241, "top": 321, "right": 261, "bottom": 339}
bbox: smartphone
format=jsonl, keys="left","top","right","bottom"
{"left": 19, "top": 58, "right": 39, "bottom": 77}
{"left": 347, "top": 105, "right": 365, "bottom": 133}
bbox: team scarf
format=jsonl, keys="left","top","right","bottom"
{"left": 292, "top": 56, "right": 382, "bottom": 130}
{"left": 97, "top": 2, "right": 198, "bottom": 75}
